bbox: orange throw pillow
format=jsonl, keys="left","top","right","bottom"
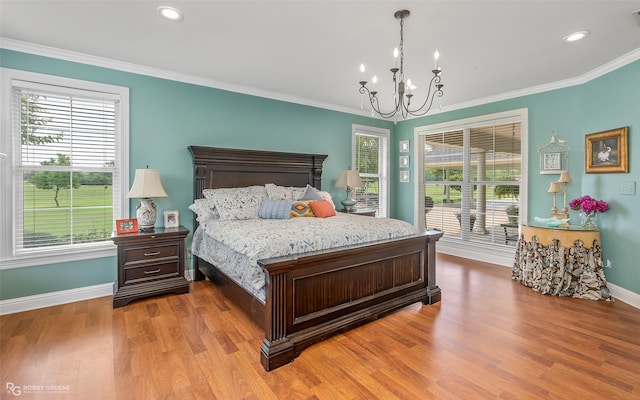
{"left": 309, "top": 200, "right": 336, "bottom": 218}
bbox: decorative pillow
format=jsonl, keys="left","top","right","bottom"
{"left": 188, "top": 198, "right": 219, "bottom": 222}
{"left": 309, "top": 200, "right": 336, "bottom": 218}
{"left": 265, "top": 183, "right": 294, "bottom": 200}
{"left": 259, "top": 199, "right": 292, "bottom": 219}
{"left": 298, "top": 184, "right": 324, "bottom": 201}
{"left": 290, "top": 200, "right": 315, "bottom": 217}
{"left": 203, "top": 185, "right": 267, "bottom": 220}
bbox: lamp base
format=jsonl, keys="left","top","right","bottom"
{"left": 341, "top": 188, "right": 357, "bottom": 212}
{"left": 136, "top": 198, "right": 157, "bottom": 232}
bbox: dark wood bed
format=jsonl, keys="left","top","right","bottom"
{"left": 188, "top": 145, "right": 443, "bottom": 371}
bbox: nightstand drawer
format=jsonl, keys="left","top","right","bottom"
{"left": 124, "top": 260, "right": 180, "bottom": 284}
{"left": 123, "top": 243, "right": 179, "bottom": 264}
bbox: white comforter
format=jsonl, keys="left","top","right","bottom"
{"left": 192, "top": 213, "right": 419, "bottom": 301}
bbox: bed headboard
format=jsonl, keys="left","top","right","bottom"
{"left": 188, "top": 146, "right": 328, "bottom": 202}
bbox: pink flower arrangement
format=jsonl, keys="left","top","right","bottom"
{"left": 569, "top": 195, "right": 609, "bottom": 214}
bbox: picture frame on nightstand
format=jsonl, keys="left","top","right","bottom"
{"left": 164, "top": 210, "right": 179, "bottom": 228}
{"left": 115, "top": 218, "right": 138, "bottom": 234}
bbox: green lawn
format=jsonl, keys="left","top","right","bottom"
{"left": 22, "top": 183, "right": 113, "bottom": 243}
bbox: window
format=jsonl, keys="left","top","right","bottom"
{"left": 1, "top": 69, "right": 129, "bottom": 268}
{"left": 414, "top": 109, "right": 528, "bottom": 264}
{"left": 352, "top": 124, "right": 389, "bottom": 217}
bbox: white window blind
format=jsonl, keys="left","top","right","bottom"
{"left": 352, "top": 125, "right": 389, "bottom": 217}
{"left": 1, "top": 70, "right": 128, "bottom": 267}
{"left": 420, "top": 122, "right": 521, "bottom": 245}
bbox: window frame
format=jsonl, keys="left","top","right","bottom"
{"left": 351, "top": 124, "right": 390, "bottom": 217}
{"left": 0, "top": 68, "right": 129, "bottom": 269}
{"left": 413, "top": 109, "right": 528, "bottom": 266}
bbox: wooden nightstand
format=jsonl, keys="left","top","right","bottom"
{"left": 111, "top": 226, "right": 190, "bottom": 308}
{"left": 341, "top": 208, "right": 377, "bottom": 217}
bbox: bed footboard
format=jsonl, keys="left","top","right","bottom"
{"left": 258, "top": 230, "right": 443, "bottom": 371}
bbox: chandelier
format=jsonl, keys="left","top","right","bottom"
{"left": 358, "top": 9, "right": 444, "bottom": 120}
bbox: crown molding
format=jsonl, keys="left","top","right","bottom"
{"left": 2, "top": 37, "right": 639, "bottom": 120}
{"left": 0, "top": 37, "right": 362, "bottom": 116}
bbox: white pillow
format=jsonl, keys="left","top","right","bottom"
{"left": 188, "top": 198, "right": 219, "bottom": 222}
{"left": 265, "top": 183, "right": 295, "bottom": 200}
{"left": 203, "top": 186, "right": 267, "bottom": 220}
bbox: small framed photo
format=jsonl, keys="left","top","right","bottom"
{"left": 115, "top": 218, "right": 138, "bottom": 234}
{"left": 400, "top": 170, "right": 410, "bottom": 183}
{"left": 399, "top": 155, "right": 410, "bottom": 168}
{"left": 164, "top": 210, "right": 179, "bottom": 228}
{"left": 399, "top": 140, "right": 410, "bottom": 153}
{"left": 585, "top": 127, "right": 628, "bottom": 173}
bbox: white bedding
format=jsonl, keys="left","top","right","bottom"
{"left": 191, "top": 214, "right": 419, "bottom": 302}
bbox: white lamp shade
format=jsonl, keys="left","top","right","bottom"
{"left": 557, "top": 171, "right": 572, "bottom": 184}
{"left": 127, "top": 168, "right": 168, "bottom": 198}
{"left": 335, "top": 170, "right": 363, "bottom": 189}
{"left": 548, "top": 182, "right": 561, "bottom": 193}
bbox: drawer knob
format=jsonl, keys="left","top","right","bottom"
{"left": 144, "top": 269, "right": 161, "bottom": 274}
{"left": 143, "top": 251, "right": 161, "bottom": 257}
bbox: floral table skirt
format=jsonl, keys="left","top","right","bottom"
{"left": 512, "top": 235, "right": 612, "bottom": 301}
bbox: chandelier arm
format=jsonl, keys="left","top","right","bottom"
{"left": 406, "top": 74, "right": 443, "bottom": 117}
{"left": 360, "top": 81, "right": 404, "bottom": 119}
{"left": 407, "top": 86, "right": 442, "bottom": 117}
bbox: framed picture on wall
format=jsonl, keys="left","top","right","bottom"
{"left": 399, "top": 140, "right": 410, "bottom": 153}
{"left": 400, "top": 170, "right": 410, "bottom": 183}
{"left": 585, "top": 127, "right": 628, "bottom": 173}
{"left": 399, "top": 155, "right": 410, "bottom": 168}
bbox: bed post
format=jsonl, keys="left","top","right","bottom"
{"left": 192, "top": 164, "right": 207, "bottom": 281}
{"left": 260, "top": 272, "right": 295, "bottom": 371}
{"left": 311, "top": 155, "right": 324, "bottom": 189}
{"left": 425, "top": 230, "right": 444, "bottom": 304}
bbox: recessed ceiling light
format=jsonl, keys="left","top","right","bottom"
{"left": 562, "top": 30, "right": 589, "bottom": 43}
{"left": 158, "top": 6, "right": 183, "bottom": 21}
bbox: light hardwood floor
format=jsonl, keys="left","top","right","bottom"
{"left": 2, "top": 254, "right": 639, "bottom": 399}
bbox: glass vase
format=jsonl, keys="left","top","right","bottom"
{"left": 580, "top": 212, "right": 598, "bottom": 229}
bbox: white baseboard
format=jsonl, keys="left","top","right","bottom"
{"left": 437, "top": 250, "right": 639, "bottom": 310}
{"left": 1, "top": 269, "right": 636, "bottom": 316}
{"left": 607, "top": 282, "right": 640, "bottom": 309}
{"left": 0, "top": 283, "right": 114, "bottom": 315}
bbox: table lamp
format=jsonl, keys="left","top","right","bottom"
{"left": 335, "top": 170, "right": 362, "bottom": 212}
{"left": 548, "top": 181, "right": 560, "bottom": 218}
{"left": 127, "top": 167, "right": 168, "bottom": 232}
{"left": 557, "top": 170, "right": 572, "bottom": 219}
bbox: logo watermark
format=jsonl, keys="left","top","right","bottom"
{"left": 6, "top": 382, "right": 71, "bottom": 396}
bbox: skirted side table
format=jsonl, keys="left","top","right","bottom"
{"left": 512, "top": 224, "right": 612, "bottom": 300}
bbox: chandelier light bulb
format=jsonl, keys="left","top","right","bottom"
{"left": 372, "top": 75, "right": 378, "bottom": 84}
{"left": 360, "top": 64, "right": 365, "bottom": 73}
{"left": 434, "top": 49, "right": 440, "bottom": 69}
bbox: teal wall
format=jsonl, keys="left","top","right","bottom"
{"left": 1, "top": 49, "right": 638, "bottom": 300}
{"left": 393, "top": 59, "right": 640, "bottom": 295}
{"left": 0, "top": 49, "right": 392, "bottom": 300}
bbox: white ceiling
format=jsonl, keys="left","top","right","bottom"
{"left": 2, "top": 1, "right": 640, "bottom": 118}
